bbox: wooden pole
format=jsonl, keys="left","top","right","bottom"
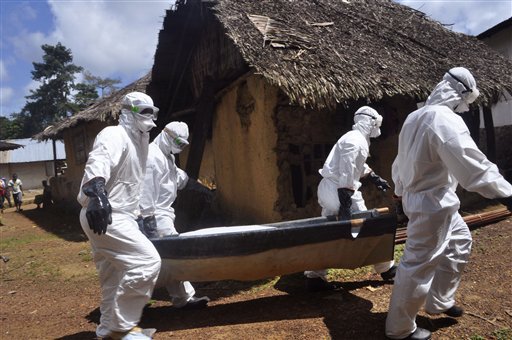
{"left": 482, "top": 106, "right": 496, "bottom": 162}
{"left": 52, "top": 139, "right": 58, "bottom": 177}
{"left": 395, "top": 208, "right": 511, "bottom": 244}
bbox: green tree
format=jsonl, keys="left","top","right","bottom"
{"left": 83, "top": 70, "right": 121, "bottom": 97}
{"left": 0, "top": 115, "right": 25, "bottom": 139}
{"left": 21, "top": 42, "right": 83, "bottom": 136}
{"left": 72, "top": 83, "right": 99, "bottom": 110}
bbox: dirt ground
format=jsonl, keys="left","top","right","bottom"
{"left": 1, "top": 202, "right": 511, "bottom": 340}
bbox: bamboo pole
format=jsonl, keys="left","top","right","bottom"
{"left": 394, "top": 208, "right": 511, "bottom": 245}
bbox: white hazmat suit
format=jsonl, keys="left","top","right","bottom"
{"left": 140, "top": 122, "right": 209, "bottom": 308}
{"left": 386, "top": 67, "right": 512, "bottom": 339}
{"left": 305, "top": 106, "right": 395, "bottom": 283}
{"left": 78, "top": 92, "right": 161, "bottom": 339}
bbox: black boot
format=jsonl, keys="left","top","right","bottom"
{"left": 179, "top": 296, "right": 210, "bottom": 310}
{"left": 305, "top": 277, "right": 337, "bottom": 292}
{"left": 427, "top": 305, "right": 464, "bottom": 318}
{"left": 444, "top": 305, "right": 464, "bottom": 317}
{"left": 380, "top": 265, "right": 397, "bottom": 281}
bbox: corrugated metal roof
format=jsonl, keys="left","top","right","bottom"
{"left": 0, "top": 138, "right": 66, "bottom": 164}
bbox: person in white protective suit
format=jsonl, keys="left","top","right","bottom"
{"left": 385, "top": 67, "right": 512, "bottom": 340}
{"left": 304, "top": 106, "right": 397, "bottom": 292}
{"left": 139, "top": 121, "right": 210, "bottom": 309}
{"left": 77, "top": 92, "right": 161, "bottom": 340}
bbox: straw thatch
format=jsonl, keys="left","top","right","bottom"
{"left": 150, "top": 0, "right": 512, "bottom": 117}
{"left": 34, "top": 72, "right": 151, "bottom": 141}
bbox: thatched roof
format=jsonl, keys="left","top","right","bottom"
{"left": 150, "top": 0, "right": 512, "bottom": 115}
{"left": 34, "top": 72, "right": 152, "bottom": 141}
{"left": 0, "top": 141, "right": 24, "bottom": 151}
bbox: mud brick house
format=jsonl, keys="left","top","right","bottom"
{"left": 145, "top": 0, "right": 512, "bottom": 224}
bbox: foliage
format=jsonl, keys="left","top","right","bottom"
{"left": 493, "top": 328, "right": 511, "bottom": 340}
{"left": 83, "top": 70, "right": 121, "bottom": 97}
{"left": 0, "top": 116, "right": 24, "bottom": 139}
{"left": 4, "top": 43, "right": 118, "bottom": 138}
{"left": 469, "top": 335, "right": 485, "bottom": 340}
{"left": 71, "top": 83, "right": 99, "bottom": 110}
{"left": 21, "top": 43, "right": 83, "bottom": 134}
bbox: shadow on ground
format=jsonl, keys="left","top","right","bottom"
{"left": 19, "top": 205, "right": 86, "bottom": 242}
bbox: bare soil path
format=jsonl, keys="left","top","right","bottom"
{"left": 1, "top": 203, "right": 511, "bottom": 339}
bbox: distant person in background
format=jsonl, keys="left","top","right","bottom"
{"left": 35, "top": 180, "right": 54, "bottom": 209}
{"left": 0, "top": 177, "right": 6, "bottom": 211}
{"left": 42, "top": 180, "right": 53, "bottom": 209}
{"left": 8, "top": 174, "right": 23, "bottom": 212}
{"left": 1, "top": 177, "right": 12, "bottom": 209}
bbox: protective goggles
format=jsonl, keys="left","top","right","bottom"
{"left": 447, "top": 72, "right": 480, "bottom": 103}
{"left": 124, "top": 104, "right": 159, "bottom": 120}
{"left": 355, "top": 112, "right": 383, "bottom": 127}
{"left": 447, "top": 71, "right": 472, "bottom": 93}
{"left": 164, "top": 127, "right": 189, "bottom": 148}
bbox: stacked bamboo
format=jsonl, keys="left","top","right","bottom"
{"left": 394, "top": 208, "right": 511, "bottom": 245}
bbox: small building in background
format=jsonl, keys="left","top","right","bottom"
{"left": 477, "top": 17, "right": 512, "bottom": 179}
{"left": 0, "top": 138, "right": 66, "bottom": 190}
{"left": 147, "top": 0, "right": 512, "bottom": 225}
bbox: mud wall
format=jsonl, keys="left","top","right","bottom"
{"left": 274, "top": 95, "right": 418, "bottom": 219}
{"left": 212, "top": 75, "right": 280, "bottom": 224}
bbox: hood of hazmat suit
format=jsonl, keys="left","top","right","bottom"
{"left": 154, "top": 121, "right": 190, "bottom": 156}
{"left": 353, "top": 106, "right": 383, "bottom": 140}
{"left": 426, "top": 67, "right": 480, "bottom": 113}
{"left": 121, "top": 91, "right": 159, "bottom": 133}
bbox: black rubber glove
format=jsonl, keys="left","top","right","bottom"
{"left": 497, "top": 196, "right": 512, "bottom": 211}
{"left": 368, "top": 171, "right": 391, "bottom": 192}
{"left": 82, "top": 177, "right": 112, "bottom": 235}
{"left": 337, "top": 188, "right": 353, "bottom": 220}
{"left": 393, "top": 195, "right": 408, "bottom": 225}
{"left": 142, "top": 215, "right": 159, "bottom": 238}
{"left": 185, "top": 178, "right": 212, "bottom": 196}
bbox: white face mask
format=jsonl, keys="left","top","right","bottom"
{"left": 454, "top": 101, "right": 470, "bottom": 113}
{"left": 370, "top": 127, "right": 381, "bottom": 138}
{"left": 133, "top": 112, "right": 156, "bottom": 132}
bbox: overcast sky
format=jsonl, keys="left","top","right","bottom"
{"left": 1, "top": 0, "right": 511, "bottom": 119}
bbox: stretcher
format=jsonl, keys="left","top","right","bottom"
{"left": 151, "top": 208, "right": 397, "bottom": 284}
